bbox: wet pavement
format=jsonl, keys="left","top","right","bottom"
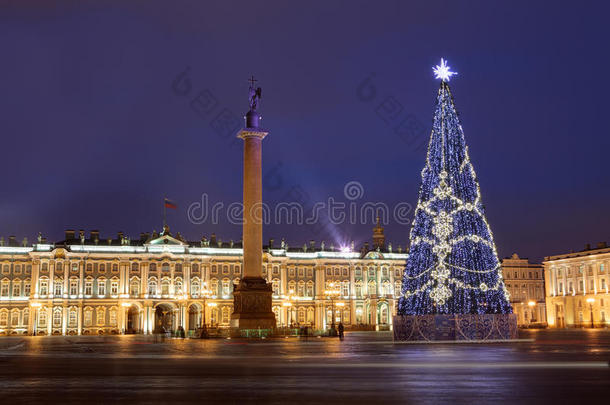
{"left": 1, "top": 329, "right": 609, "bottom": 404}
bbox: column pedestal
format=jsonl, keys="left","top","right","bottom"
{"left": 231, "top": 277, "right": 275, "bottom": 330}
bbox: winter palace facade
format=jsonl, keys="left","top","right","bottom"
{"left": 0, "top": 224, "right": 407, "bottom": 336}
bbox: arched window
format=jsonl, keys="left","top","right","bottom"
{"left": 0, "top": 310, "right": 8, "bottom": 327}
{"left": 131, "top": 262, "right": 139, "bottom": 272}
{"left": 84, "top": 278, "right": 93, "bottom": 296}
{"left": 161, "top": 279, "right": 170, "bottom": 295}
{"left": 221, "top": 306, "right": 230, "bottom": 324}
{"left": 130, "top": 278, "right": 140, "bottom": 296}
{"left": 150, "top": 263, "right": 157, "bottom": 272}
{"left": 97, "top": 278, "right": 107, "bottom": 296}
{"left": 12, "top": 279, "right": 21, "bottom": 297}
{"left": 109, "top": 307, "right": 118, "bottom": 326}
{"left": 355, "top": 281, "right": 363, "bottom": 298}
{"left": 191, "top": 279, "right": 200, "bottom": 297}
{"left": 343, "top": 309, "right": 351, "bottom": 324}
{"left": 368, "top": 280, "right": 376, "bottom": 296}
{"left": 395, "top": 281, "right": 402, "bottom": 297}
{"left": 210, "top": 279, "right": 219, "bottom": 296}
{"left": 24, "top": 279, "right": 31, "bottom": 296}
{"left": 221, "top": 279, "right": 230, "bottom": 296}
{"left": 175, "top": 263, "right": 182, "bottom": 272}
{"left": 306, "top": 281, "right": 314, "bottom": 297}
{"left": 54, "top": 278, "right": 63, "bottom": 296}
{"left": 52, "top": 308, "right": 62, "bottom": 327}
{"left": 307, "top": 307, "right": 314, "bottom": 323}
{"left": 110, "top": 278, "right": 119, "bottom": 296}
{"left": 10, "top": 309, "right": 19, "bottom": 326}
{"left": 162, "top": 263, "right": 170, "bottom": 273}
{"left": 380, "top": 305, "right": 388, "bottom": 324}
{"left": 0, "top": 278, "right": 10, "bottom": 297}
{"left": 22, "top": 308, "right": 29, "bottom": 326}
{"left": 41, "top": 263, "right": 48, "bottom": 272}
{"left": 69, "top": 278, "right": 79, "bottom": 296}
{"left": 342, "top": 281, "right": 350, "bottom": 297}
{"left": 112, "top": 263, "right": 119, "bottom": 273}
{"left": 174, "top": 278, "right": 183, "bottom": 295}
{"left": 38, "top": 308, "right": 48, "bottom": 327}
{"left": 288, "top": 281, "right": 296, "bottom": 294}
{"left": 298, "top": 307, "right": 305, "bottom": 324}
{"left": 148, "top": 279, "right": 157, "bottom": 296}
{"left": 192, "top": 263, "right": 199, "bottom": 273}
{"left": 38, "top": 277, "right": 49, "bottom": 296}
{"left": 84, "top": 308, "right": 93, "bottom": 326}
{"left": 272, "top": 279, "right": 280, "bottom": 295}
{"left": 382, "top": 281, "right": 391, "bottom": 296}
{"left": 297, "top": 281, "right": 305, "bottom": 297}
{"left": 68, "top": 307, "right": 78, "bottom": 327}
{"left": 56, "top": 262, "right": 63, "bottom": 272}
{"left": 96, "top": 307, "right": 106, "bottom": 325}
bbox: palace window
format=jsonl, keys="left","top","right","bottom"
{"left": 569, "top": 281, "right": 574, "bottom": 294}
{"left": 579, "top": 280, "right": 584, "bottom": 292}
{"left": 39, "top": 278, "right": 48, "bottom": 296}
{"left": 175, "top": 263, "right": 182, "bottom": 272}
{"left": 112, "top": 264, "right": 119, "bottom": 273}
{"left": 86, "top": 263, "right": 93, "bottom": 273}
{"left": 175, "top": 279, "right": 183, "bottom": 295}
{"left": 355, "top": 267, "right": 362, "bottom": 277}
{"left": 307, "top": 307, "right": 314, "bottom": 323}
{"left": 109, "top": 309, "right": 117, "bottom": 326}
{"left": 234, "top": 265, "right": 241, "bottom": 275}
{"left": 84, "top": 309, "right": 93, "bottom": 326}
{"left": 210, "top": 279, "right": 219, "bottom": 296}
{"left": 559, "top": 282, "right": 564, "bottom": 294}
{"left": 14, "top": 264, "right": 21, "bottom": 274}
{"left": 334, "top": 268, "right": 340, "bottom": 276}
{"left": 289, "top": 268, "right": 295, "bottom": 277}
{"left": 70, "top": 279, "right": 78, "bottom": 296}
{"left": 56, "top": 262, "right": 63, "bottom": 272}
{"left": 2, "top": 265, "right": 9, "bottom": 274}
{"left": 601, "top": 279, "right": 607, "bottom": 290}
{"left": 192, "top": 263, "right": 199, "bottom": 273}
{"left": 191, "top": 280, "right": 200, "bottom": 297}
{"left": 22, "top": 309, "right": 28, "bottom": 325}
{"left": 41, "top": 263, "right": 48, "bottom": 272}
{"left": 0, "top": 311, "right": 8, "bottom": 327}
{"left": 297, "top": 281, "right": 305, "bottom": 297}
{"left": 72, "top": 262, "right": 79, "bottom": 272}
{"left": 98, "top": 279, "right": 106, "bottom": 296}
{"left": 298, "top": 307, "right": 305, "bottom": 324}
{"left": 600, "top": 264, "right": 605, "bottom": 273}
{"left": 221, "top": 279, "right": 230, "bottom": 296}
{"left": 53, "top": 309, "right": 62, "bottom": 327}
{"left": 342, "top": 281, "right": 350, "bottom": 297}
{"left": 150, "top": 263, "right": 157, "bottom": 272}
{"left": 12, "top": 282, "right": 21, "bottom": 297}
{"left": 211, "top": 265, "right": 217, "bottom": 274}
{"left": 148, "top": 279, "right": 157, "bottom": 296}
{"left": 24, "top": 280, "right": 30, "bottom": 296}
{"left": 355, "top": 282, "right": 362, "bottom": 298}
{"left": 84, "top": 279, "right": 93, "bottom": 296}
{"left": 97, "top": 308, "right": 105, "bottom": 325}
{"left": 68, "top": 308, "right": 77, "bottom": 327}
{"left": 131, "top": 262, "right": 139, "bottom": 272}
{"left": 272, "top": 279, "right": 280, "bottom": 296}
{"left": 54, "top": 280, "right": 63, "bottom": 296}
{"left": 273, "top": 266, "right": 279, "bottom": 275}
{"left": 221, "top": 307, "right": 230, "bottom": 324}
{"left": 38, "top": 309, "right": 47, "bottom": 327}
{"left": 326, "top": 268, "right": 331, "bottom": 276}
{"left": 222, "top": 265, "right": 229, "bottom": 275}
{"left": 306, "top": 281, "right": 314, "bottom": 297}
{"left": 368, "top": 281, "right": 376, "bottom": 295}
{"left": 161, "top": 279, "right": 170, "bottom": 295}
{"left": 130, "top": 279, "right": 139, "bottom": 296}
{"left": 288, "top": 281, "right": 296, "bottom": 294}
{"left": 10, "top": 310, "right": 18, "bottom": 326}
{"left": 395, "top": 281, "right": 402, "bottom": 296}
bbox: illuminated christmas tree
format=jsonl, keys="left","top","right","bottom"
{"left": 398, "top": 59, "right": 512, "bottom": 316}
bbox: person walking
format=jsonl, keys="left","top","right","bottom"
{"left": 338, "top": 322, "right": 344, "bottom": 341}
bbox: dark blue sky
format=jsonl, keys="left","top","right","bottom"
{"left": 1, "top": 1, "right": 608, "bottom": 261}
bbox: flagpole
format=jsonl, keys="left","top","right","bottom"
{"left": 163, "top": 197, "right": 166, "bottom": 228}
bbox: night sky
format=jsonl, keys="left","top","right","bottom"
{"left": 1, "top": 1, "right": 609, "bottom": 262}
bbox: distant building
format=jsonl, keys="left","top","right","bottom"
{"left": 0, "top": 224, "right": 407, "bottom": 336}
{"left": 501, "top": 254, "right": 546, "bottom": 326}
{"left": 544, "top": 242, "right": 610, "bottom": 328}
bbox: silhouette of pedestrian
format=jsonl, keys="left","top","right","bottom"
{"left": 338, "top": 322, "right": 345, "bottom": 341}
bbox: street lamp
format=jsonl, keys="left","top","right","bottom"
{"left": 586, "top": 298, "right": 595, "bottom": 328}
{"left": 324, "top": 282, "right": 341, "bottom": 334}
{"left": 284, "top": 289, "right": 296, "bottom": 328}
{"left": 527, "top": 301, "right": 536, "bottom": 324}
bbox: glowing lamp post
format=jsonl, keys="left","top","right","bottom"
{"left": 586, "top": 298, "right": 595, "bottom": 328}
{"left": 527, "top": 301, "right": 536, "bottom": 324}
{"left": 325, "top": 282, "right": 341, "bottom": 333}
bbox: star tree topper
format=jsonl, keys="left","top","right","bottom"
{"left": 433, "top": 58, "right": 457, "bottom": 82}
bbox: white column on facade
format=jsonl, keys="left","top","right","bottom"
{"left": 77, "top": 305, "right": 82, "bottom": 335}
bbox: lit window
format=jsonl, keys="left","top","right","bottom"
{"left": 54, "top": 280, "right": 63, "bottom": 296}
{"left": 68, "top": 309, "right": 77, "bottom": 327}
{"left": 24, "top": 281, "right": 31, "bottom": 296}
{"left": 98, "top": 279, "right": 106, "bottom": 296}
{"left": 70, "top": 279, "right": 78, "bottom": 296}
{"left": 12, "top": 282, "right": 21, "bottom": 297}
{"left": 84, "top": 309, "right": 93, "bottom": 326}
{"left": 96, "top": 308, "right": 105, "bottom": 325}
{"left": 39, "top": 279, "right": 48, "bottom": 296}
{"left": 109, "top": 309, "right": 117, "bottom": 326}
{"left": 110, "top": 280, "right": 119, "bottom": 295}
{"left": 85, "top": 280, "right": 93, "bottom": 296}
{"left": 53, "top": 309, "right": 62, "bottom": 327}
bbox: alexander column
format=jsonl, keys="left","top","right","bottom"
{"left": 230, "top": 76, "right": 276, "bottom": 331}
